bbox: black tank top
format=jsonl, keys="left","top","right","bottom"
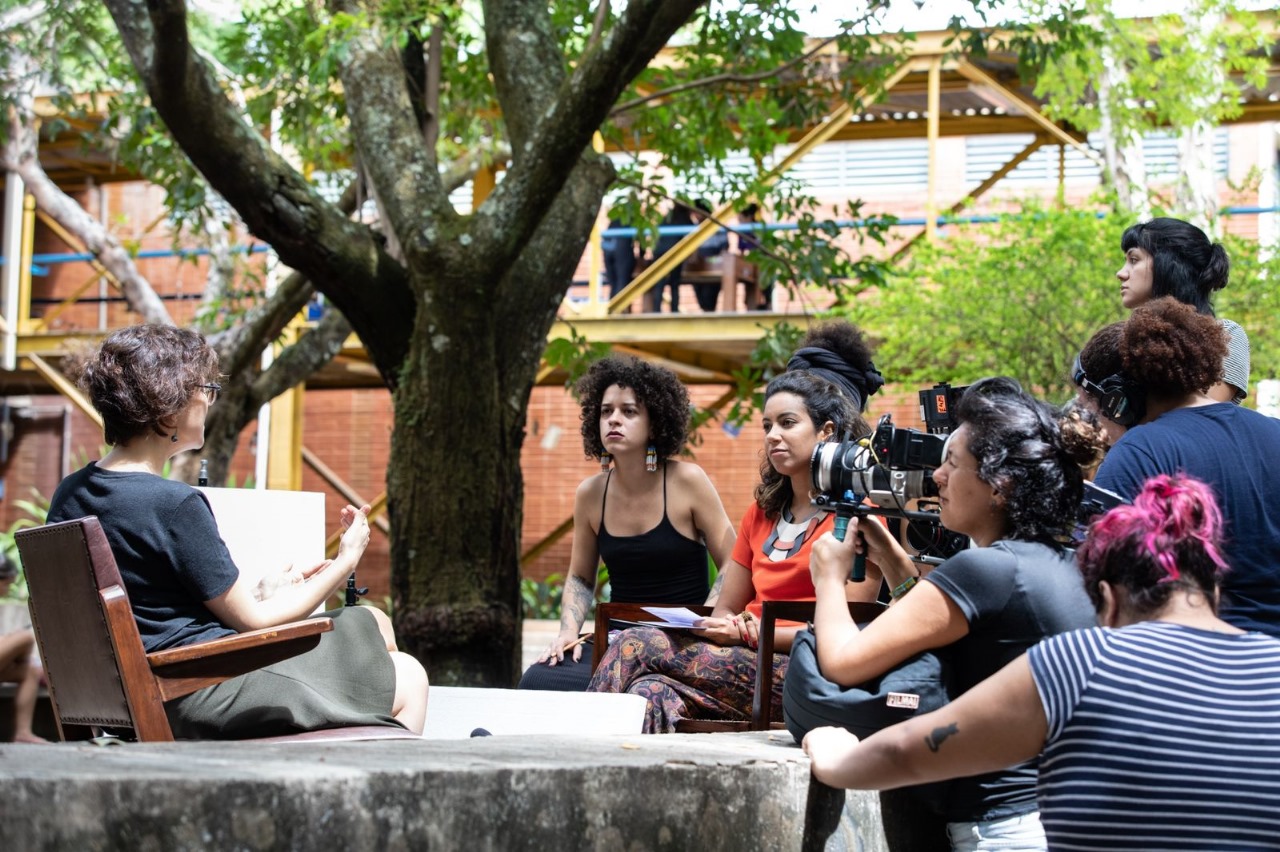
{"left": 597, "top": 466, "right": 710, "bottom": 604}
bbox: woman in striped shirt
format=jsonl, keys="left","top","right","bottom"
{"left": 804, "top": 473, "right": 1280, "bottom": 851}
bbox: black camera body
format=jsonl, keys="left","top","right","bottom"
{"left": 811, "top": 382, "right": 1132, "bottom": 578}
{"left": 811, "top": 384, "right": 972, "bottom": 576}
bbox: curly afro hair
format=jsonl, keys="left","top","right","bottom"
{"left": 76, "top": 324, "right": 219, "bottom": 446}
{"left": 576, "top": 356, "right": 690, "bottom": 462}
{"left": 1079, "top": 298, "right": 1225, "bottom": 401}
{"left": 955, "top": 376, "right": 1097, "bottom": 545}
{"left": 786, "top": 320, "right": 883, "bottom": 414}
{"left": 797, "top": 321, "right": 877, "bottom": 372}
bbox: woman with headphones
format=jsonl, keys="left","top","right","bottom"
{"left": 1074, "top": 297, "right": 1280, "bottom": 637}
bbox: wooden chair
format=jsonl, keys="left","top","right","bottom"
{"left": 755, "top": 600, "right": 886, "bottom": 728}
{"left": 15, "top": 516, "right": 415, "bottom": 743}
{"left": 590, "top": 600, "right": 884, "bottom": 733}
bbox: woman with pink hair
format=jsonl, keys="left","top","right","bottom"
{"left": 804, "top": 474, "right": 1280, "bottom": 852}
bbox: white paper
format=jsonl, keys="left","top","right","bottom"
{"left": 197, "top": 488, "right": 326, "bottom": 591}
{"left": 639, "top": 606, "right": 706, "bottom": 628}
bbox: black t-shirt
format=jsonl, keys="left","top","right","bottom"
{"left": 925, "top": 539, "right": 1098, "bottom": 822}
{"left": 48, "top": 463, "right": 241, "bottom": 652}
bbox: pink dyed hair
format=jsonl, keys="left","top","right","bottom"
{"left": 1077, "top": 474, "right": 1228, "bottom": 615}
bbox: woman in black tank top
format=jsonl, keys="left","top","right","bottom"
{"left": 518, "top": 356, "right": 735, "bottom": 691}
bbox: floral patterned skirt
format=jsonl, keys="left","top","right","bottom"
{"left": 586, "top": 626, "right": 789, "bottom": 733}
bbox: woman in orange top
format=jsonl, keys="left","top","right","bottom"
{"left": 589, "top": 358, "right": 881, "bottom": 732}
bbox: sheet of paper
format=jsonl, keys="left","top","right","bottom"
{"left": 639, "top": 606, "right": 706, "bottom": 628}
{"left": 197, "top": 488, "right": 326, "bottom": 590}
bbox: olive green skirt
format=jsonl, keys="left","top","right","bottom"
{"left": 165, "top": 606, "right": 403, "bottom": 739}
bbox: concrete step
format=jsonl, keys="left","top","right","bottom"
{"left": 0, "top": 731, "right": 889, "bottom": 851}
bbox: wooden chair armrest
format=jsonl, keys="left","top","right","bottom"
{"left": 592, "top": 603, "right": 714, "bottom": 672}
{"left": 147, "top": 618, "right": 334, "bottom": 702}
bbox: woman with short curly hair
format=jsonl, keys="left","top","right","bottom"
{"left": 1074, "top": 297, "right": 1280, "bottom": 637}
{"left": 519, "top": 355, "right": 736, "bottom": 691}
{"left": 48, "top": 324, "right": 428, "bottom": 738}
{"left": 807, "top": 376, "right": 1102, "bottom": 850}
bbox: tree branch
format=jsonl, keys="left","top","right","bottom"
{"left": 208, "top": 180, "right": 364, "bottom": 379}
{"left": 609, "top": 34, "right": 842, "bottom": 116}
{"left": 472, "top": 0, "right": 702, "bottom": 268}
{"left": 424, "top": 25, "right": 442, "bottom": 157}
{"left": 102, "top": 0, "right": 416, "bottom": 386}
{"left": 1, "top": 51, "right": 172, "bottom": 326}
{"left": 327, "top": 0, "right": 453, "bottom": 262}
{"left": 248, "top": 307, "right": 353, "bottom": 409}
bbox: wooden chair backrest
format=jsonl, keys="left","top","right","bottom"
{"left": 754, "top": 599, "right": 886, "bottom": 729}
{"left": 16, "top": 516, "right": 171, "bottom": 741}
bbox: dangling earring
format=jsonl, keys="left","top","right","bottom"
{"left": 171, "top": 433, "right": 179, "bottom": 443}
{"left": 600, "top": 451, "right": 612, "bottom": 471}
{"left": 645, "top": 445, "right": 657, "bottom": 473}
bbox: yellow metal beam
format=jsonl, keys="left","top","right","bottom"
{"left": 550, "top": 311, "right": 805, "bottom": 344}
{"left": 894, "top": 134, "right": 1047, "bottom": 263}
{"left": 19, "top": 195, "right": 35, "bottom": 335}
{"left": 28, "top": 353, "right": 102, "bottom": 430}
{"left": 266, "top": 326, "right": 304, "bottom": 490}
{"left": 607, "top": 57, "right": 915, "bottom": 314}
{"left": 954, "top": 59, "right": 1105, "bottom": 168}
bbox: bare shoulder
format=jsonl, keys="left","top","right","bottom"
{"left": 666, "top": 459, "right": 714, "bottom": 490}
{"left": 574, "top": 472, "right": 608, "bottom": 503}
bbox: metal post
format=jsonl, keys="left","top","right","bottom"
{"left": 1, "top": 174, "right": 24, "bottom": 370}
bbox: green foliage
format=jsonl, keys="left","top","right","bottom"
{"left": 0, "top": 490, "right": 51, "bottom": 603}
{"left": 1033, "top": 1, "right": 1269, "bottom": 137}
{"left": 841, "top": 199, "right": 1130, "bottom": 402}
{"left": 520, "top": 564, "right": 610, "bottom": 621}
{"left": 542, "top": 325, "right": 613, "bottom": 396}
{"left": 1216, "top": 231, "right": 1280, "bottom": 391}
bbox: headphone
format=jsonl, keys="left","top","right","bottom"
{"left": 1072, "top": 353, "right": 1146, "bottom": 428}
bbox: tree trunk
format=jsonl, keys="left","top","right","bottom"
{"left": 389, "top": 155, "right": 611, "bottom": 685}
{"left": 1175, "top": 8, "right": 1224, "bottom": 230}
{"left": 1097, "top": 44, "right": 1149, "bottom": 217}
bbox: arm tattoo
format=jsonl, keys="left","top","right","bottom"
{"left": 560, "top": 572, "right": 595, "bottom": 632}
{"left": 706, "top": 572, "right": 725, "bottom": 604}
{"left": 924, "top": 723, "right": 959, "bottom": 753}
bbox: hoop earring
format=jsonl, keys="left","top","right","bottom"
{"left": 600, "top": 452, "right": 612, "bottom": 472}
{"left": 645, "top": 445, "right": 657, "bottom": 473}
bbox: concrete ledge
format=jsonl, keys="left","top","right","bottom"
{"left": 0, "top": 731, "right": 887, "bottom": 851}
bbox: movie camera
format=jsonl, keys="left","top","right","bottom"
{"left": 811, "top": 384, "right": 970, "bottom": 580}
{"left": 811, "top": 383, "right": 1131, "bottom": 581}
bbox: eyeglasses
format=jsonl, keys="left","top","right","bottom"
{"left": 201, "top": 383, "right": 222, "bottom": 403}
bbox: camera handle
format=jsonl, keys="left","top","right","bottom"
{"left": 816, "top": 495, "right": 944, "bottom": 583}
{"left": 344, "top": 572, "right": 369, "bottom": 607}
{"left": 831, "top": 505, "right": 867, "bottom": 582}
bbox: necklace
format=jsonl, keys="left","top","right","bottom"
{"left": 761, "top": 506, "right": 826, "bottom": 562}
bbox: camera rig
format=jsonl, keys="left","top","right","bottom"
{"left": 810, "top": 382, "right": 1131, "bottom": 581}
{"left": 811, "top": 384, "right": 971, "bottom": 580}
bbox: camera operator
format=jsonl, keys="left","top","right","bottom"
{"left": 1075, "top": 297, "right": 1280, "bottom": 637}
{"left": 808, "top": 377, "right": 1102, "bottom": 851}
